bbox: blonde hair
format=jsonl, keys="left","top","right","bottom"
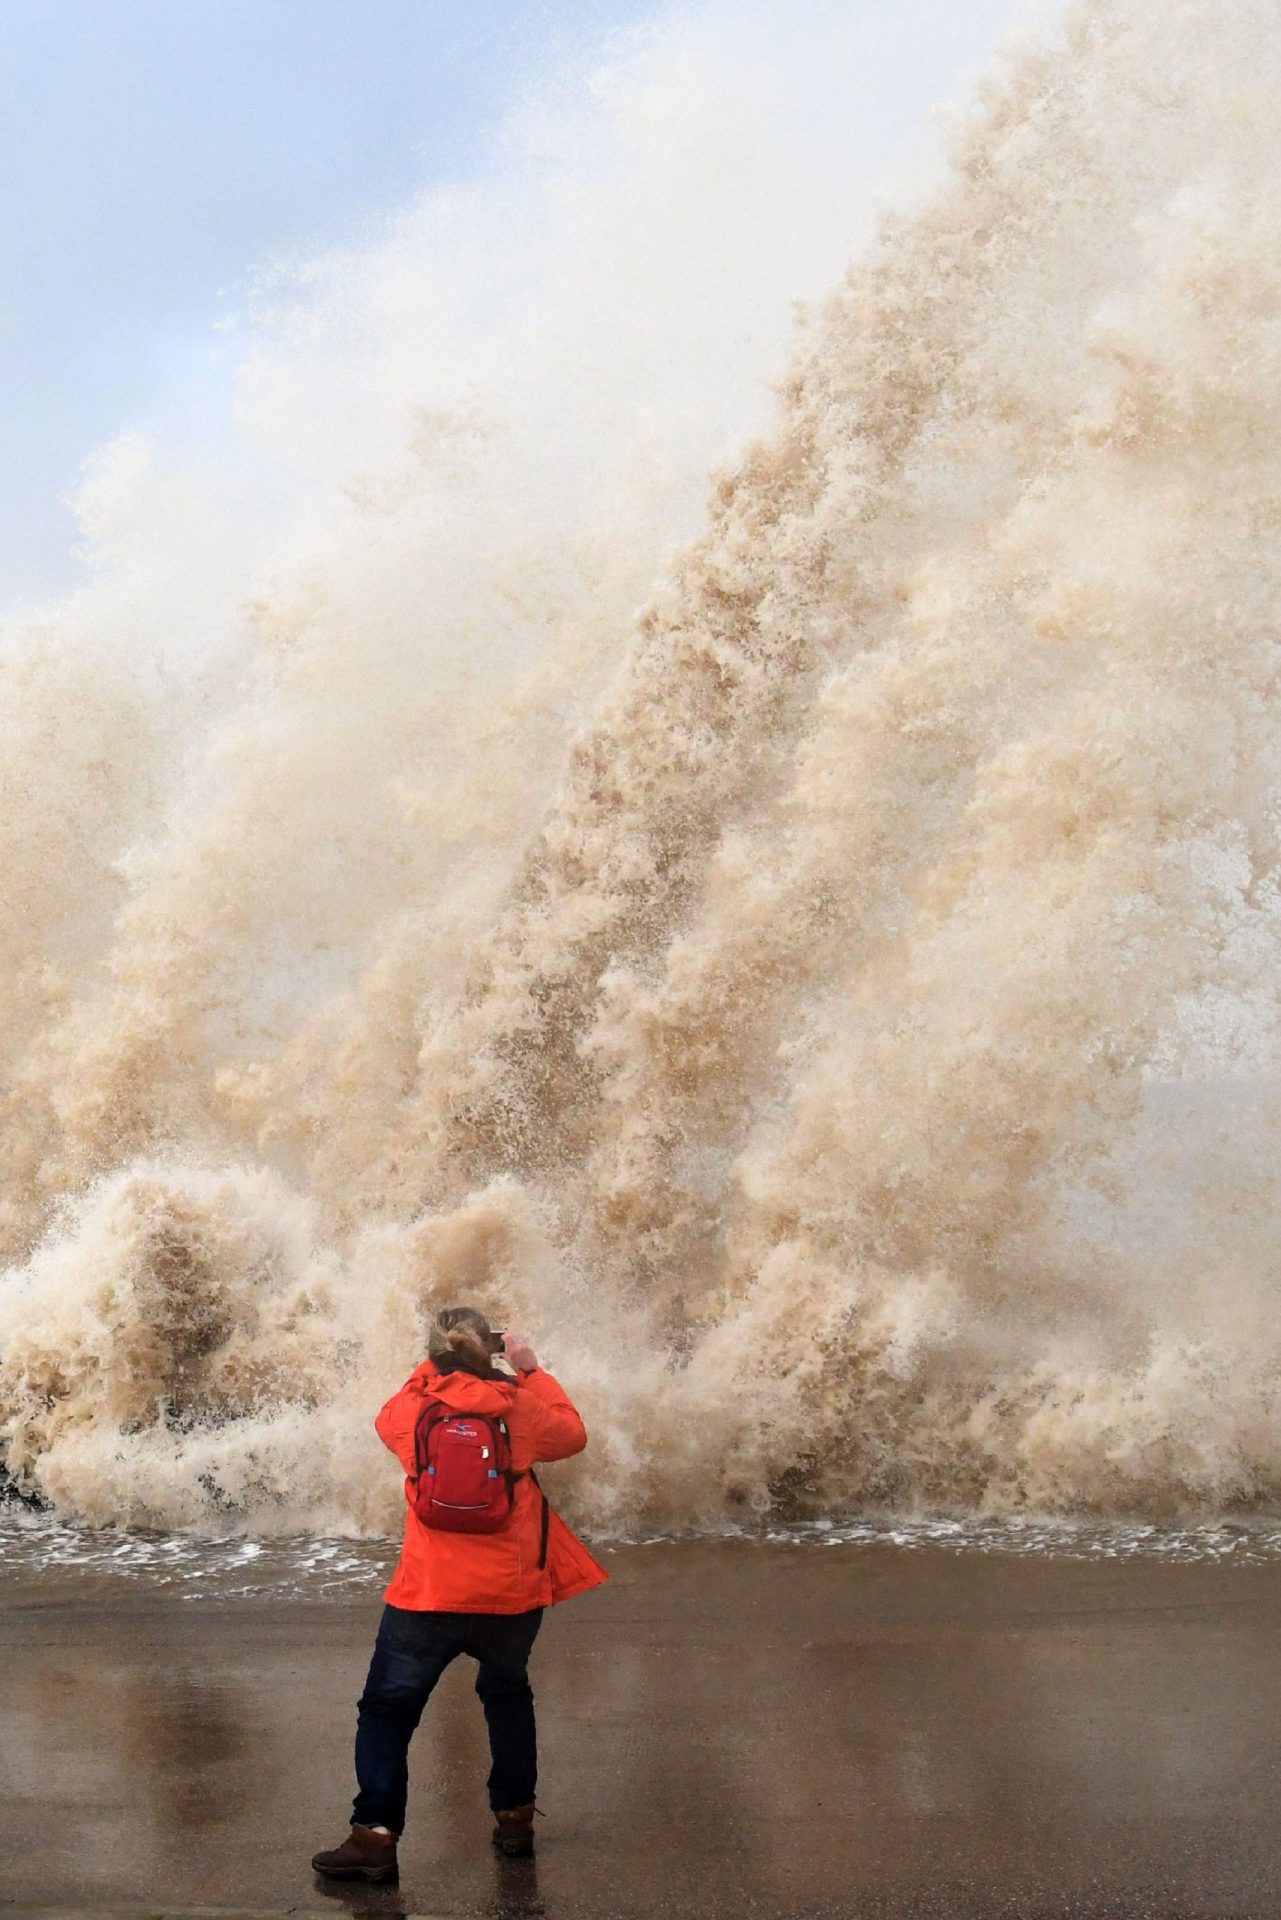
{"left": 427, "top": 1304, "right": 499, "bottom": 1375}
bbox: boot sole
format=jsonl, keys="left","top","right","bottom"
{"left": 311, "top": 1859, "right": 399, "bottom": 1882}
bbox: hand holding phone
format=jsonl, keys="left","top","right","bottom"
{"left": 503, "top": 1330, "right": 538, "bottom": 1373}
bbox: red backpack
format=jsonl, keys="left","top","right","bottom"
{"left": 410, "top": 1397, "right": 515, "bottom": 1534}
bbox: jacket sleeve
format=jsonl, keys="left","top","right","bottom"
{"left": 517, "top": 1367, "right": 588, "bottom": 1463}
{"left": 373, "top": 1361, "right": 434, "bottom": 1476}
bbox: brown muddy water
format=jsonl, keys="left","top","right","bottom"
{"left": 3, "top": 1523, "right": 1281, "bottom": 1918}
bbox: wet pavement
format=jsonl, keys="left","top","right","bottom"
{"left": 3, "top": 1538, "right": 1281, "bottom": 1917}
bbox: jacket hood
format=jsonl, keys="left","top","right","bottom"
{"left": 420, "top": 1361, "right": 517, "bottom": 1417}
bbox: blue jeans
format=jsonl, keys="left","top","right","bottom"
{"left": 352, "top": 1602, "right": 544, "bottom": 1833}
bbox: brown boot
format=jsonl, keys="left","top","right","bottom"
{"left": 311, "top": 1824, "right": 399, "bottom": 1881}
{"left": 491, "top": 1802, "right": 537, "bottom": 1857}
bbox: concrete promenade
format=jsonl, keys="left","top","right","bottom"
{"left": 3, "top": 1540, "right": 1281, "bottom": 1917}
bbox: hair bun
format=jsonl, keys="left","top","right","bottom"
{"left": 427, "top": 1305, "right": 498, "bottom": 1375}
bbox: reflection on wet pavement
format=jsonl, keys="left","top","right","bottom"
{"left": 307, "top": 1849, "right": 544, "bottom": 1920}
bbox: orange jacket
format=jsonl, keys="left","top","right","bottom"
{"left": 374, "top": 1360, "right": 609, "bottom": 1614}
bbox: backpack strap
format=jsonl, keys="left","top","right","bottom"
{"left": 529, "top": 1467, "right": 551, "bottom": 1571}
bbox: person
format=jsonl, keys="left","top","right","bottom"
{"left": 311, "top": 1306, "right": 607, "bottom": 1883}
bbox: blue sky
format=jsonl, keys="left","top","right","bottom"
{"left": 0, "top": 0, "right": 655, "bottom": 605}
{"left": 1, "top": 0, "right": 1038, "bottom": 610}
